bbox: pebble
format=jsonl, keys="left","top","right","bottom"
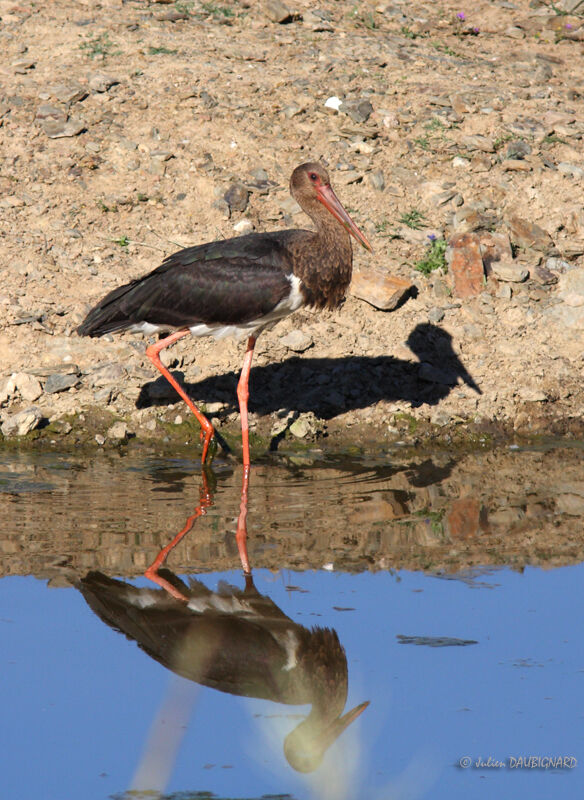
{"left": 49, "top": 81, "right": 88, "bottom": 104}
{"left": 479, "top": 232, "right": 513, "bottom": 275}
{"left": 224, "top": 183, "right": 249, "bottom": 213}
{"left": 368, "top": 169, "right": 385, "bottom": 191}
{"left": 501, "top": 159, "right": 532, "bottom": 172}
{"left": 505, "top": 140, "right": 532, "bottom": 160}
{"left": 351, "top": 269, "right": 412, "bottom": 311}
{"left": 289, "top": 412, "right": 318, "bottom": 439}
{"left": 341, "top": 99, "right": 373, "bottom": 124}
{"left": 491, "top": 261, "right": 529, "bottom": 283}
{"left": 12, "top": 373, "right": 43, "bottom": 402}
{"left": 545, "top": 268, "right": 584, "bottom": 330}
{"left": 44, "top": 373, "right": 80, "bottom": 393}
{"left": 325, "top": 96, "right": 342, "bottom": 112}
{"left": 233, "top": 219, "right": 254, "bottom": 234}
{"left": 545, "top": 257, "right": 573, "bottom": 273}
{"left": 531, "top": 264, "right": 558, "bottom": 285}
{"left": 88, "top": 72, "right": 119, "bottom": 93}
{"left": 265, "top": 0, "right": 293, "bottom": 23}
{"left": 107, "top": 421, "right": 128, "bottom": 440}
{"left": 461, "top": 134, "right": 494, "bottom": 153}
{"left": 557, "top": 162, "right": 584, "bottom": 179}
{"left": 428, "top": 307, "right": 445, "bottom": 324}
{"left": 507, "top": 216, "right": 556, "bottom": 255}
{"left": 280, "top": 329, "right": 313, "bottom": 352}
{"left": 42, "top": 116, "right": 85, "bottom": 139}
{"left": 1, "top": 407, "right": 43, "bottom": 437}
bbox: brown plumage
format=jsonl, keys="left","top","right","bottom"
{"left": 78, "top": 569, "right": 368, "bottom": 773}
{"left": 77, "top": 162, "right": 372, "bottom": 464}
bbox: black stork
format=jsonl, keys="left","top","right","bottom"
{"left": 77, "top": 468, "right": 368, "bottom": 773}
{"left": 77, "top": 162, "right": 372, "bottom": 465}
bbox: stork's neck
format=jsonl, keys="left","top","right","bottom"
{"left": 294, "top": 212, "right": 354, "bottom": 310}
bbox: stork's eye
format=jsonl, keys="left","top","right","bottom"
{"left": 309, "top": 173, "right": 318, "bottom": 182}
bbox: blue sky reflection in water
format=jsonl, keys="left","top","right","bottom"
{"left": 1, "top": 563, "right": 582, "bottom": 800}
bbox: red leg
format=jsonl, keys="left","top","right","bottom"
{"left": 146, "top": 330, "right": 215, "bottom": 463}
{"left": 236, "top": 336, "right": 256, "bottom": 468}
{"left": 236, "top": 465, "right": 251, "bottom": 575}
{"left": 145, "top": 473, "right": 214, "bottom": 601}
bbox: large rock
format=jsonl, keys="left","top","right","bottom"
{"left": 351, "top": 270, "right": 412, "bottom": 310}
{"left": 447, "top": 233, "right": 485, "bottom": 298}
{"left": 1, "top": 407, "right": 43, "bottom": 437}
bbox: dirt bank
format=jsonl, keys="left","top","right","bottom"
{"left": 1, "top": 0, "right": 584, "bottom": 456}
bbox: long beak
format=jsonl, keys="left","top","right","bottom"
{"left": 321, "top": 700, "right": 370, "bottom": 750}
{"left": 317, "top": 184, "right": 373, "bottom": 252}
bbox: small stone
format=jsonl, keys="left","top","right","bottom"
{"left": 280, "top": 329, "right": 313, "bottom": 352}
{"left": 233, "top": 219, "right": 254, "bottom": 234}
{"left": 447, "top": 233, "right": 485, "bottom": 298}
{"left": 427, "top": 307, "right": 445, "bottom": 324}
{"left": 265, "top": 0, "right": 293, "bottom": 23}
{"left": 461, "top": 134, "right": 494, "bottom": 153}
{"left": 89, "top": 363, "right": 126, "bottom": 387}
{"left": 12, "top": 59, "right": 35, "bottom": 73}
{"left": 531, "top": 264, "right": 558, "bottom": 285}
{"left": 505, "top": 140, "right": 532, "bottom": 160}
{"left": 479, "top": 232, "right": 513, "bottom": 275}
{"left": 452, "top": 156, "right": 470, "bottom": 168}
{"left": 506, "top": 116, "right": 547, "bottom": 142}
{"left": 224, "top": 183, "right": 249, "bottom": 213}
{"left": 517, "top": 387, "right": 547, "bottom": 402}
{"left": 13, "top": 373, "right": 43, "bottom": 402}
{"left": 42, "top": 116, "right": 86, "bottom": 139}
{"left": 44, "top": 373, "right": 79, "bottom": 394}
{"left": 341, "top": 99, "right": 374, "bottom": 124}
{"left": 545, "top": 257, "right": 573, "bottom": 273}
{"left": 497, "top": 283, "right": 512, "bottom": 300}
{"left": 289, "top": 413, "right": 318, "bottom": 439}
{"left": 351, "top": 270, "right": 412, "bottom": 310}
{"left": 501, "top": 159, "right": 532, "bottom": 172}
{"left": 324, "top": 96, "right": 342, "bottom": 112}
{"left": 368, "top": 169, "right": 385, "bottom": 191}
{"left": 1, "top": 407, "right": 43, "bottom": 437}
{"left": 431, "top": 410, "right": 454, "bottom": 426}
{"left": 557, "top": 162, "right": 584, "bottom": 179}
{"left": 150, "top": 150, "right": 174, "bottom": 162}
{"left": 49, "top": 81, "right": 88, "bottom": 104}
{"left": 279, "top": 196, "right": 302, "bottom": 216}
{"left": 95, "top": 434, "right": 106, "bottom": 446}
{"left": 491, "top": 261, "right": 529, "bottom": 283}
{"left": 507, "top": 216, "right": 556, "bottom": 255}
{"left": 0, "top": 196, "right": 26, "bottom": 209}
{"left": 107, "top": 421, "right": 128, "bottom": 440}
{"left": 88, "top": 72, "right": 119, "bottom": 93}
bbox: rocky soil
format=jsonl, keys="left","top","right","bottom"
{"left": 1, "top": 0, "right": 584, "bottom": 457}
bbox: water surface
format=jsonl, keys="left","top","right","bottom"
{"left": 1, "top": 444, "right": 582, "bottom": 799}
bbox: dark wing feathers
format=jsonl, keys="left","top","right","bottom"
{"left": 77, "top": 231, "right": 306, "bottom": 337}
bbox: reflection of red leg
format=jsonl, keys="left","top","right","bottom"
{"left": 145, "top": 473, "right": 214, "bottom": 601}
{"left": 236, "top": 465, "right": 251, "bottom": 575}
{"left": 146, "top": 330, "right": 215, "bottom": 463}
{"left": 236, "top": 336, "right": 256, "bottom": 468}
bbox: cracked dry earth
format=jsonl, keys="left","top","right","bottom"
{"left": 1, "top": 0, "right": 584, "bottom": 453}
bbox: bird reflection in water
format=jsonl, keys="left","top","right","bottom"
{"left": 78, "top": 465, "right": 368, "bottom": 778}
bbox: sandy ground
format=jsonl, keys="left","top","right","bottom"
{"left": 1, "top": 0, "right": 584, "bottom": 455}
